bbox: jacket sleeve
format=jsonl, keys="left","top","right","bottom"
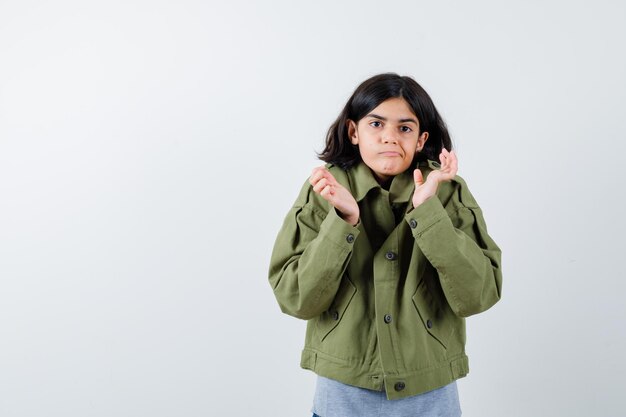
{"left": 268, "top": 182, "right": 361, "bottom": 320}
{"left": 405, "top": 177, "right": 503, "bottom": 318}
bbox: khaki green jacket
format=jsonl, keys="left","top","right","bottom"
{"left": 268, "top": 159, "right": 502, "bottom": 400}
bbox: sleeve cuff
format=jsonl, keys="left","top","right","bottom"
{"left": 405, "top": 195, "right": 450, "bottom": 237}
{"left": 318, "top": 207, "right": 361, "bottom": 249}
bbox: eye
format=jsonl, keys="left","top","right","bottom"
{"left": 369, "top": 121, "right": 382, "bottom": 128}
{"left": 400, "top": 126, "right": 412, "bottom": 133}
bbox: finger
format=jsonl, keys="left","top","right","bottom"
{"left": 312, "top": 178, "right": 329, "bottom": 194}
{"left": 310, "top": 166, "right": 322, "bottom": 178}
{"left": 309, "top": 167, "right": 327, "bottom": 185}
{"left": 441, "top": 148, "right": 452, "bottom": 170}
{"left": 320, "top": 184, "right": 333, "bottom": 199}
{"left": 449, "top": 150, "right": 458, "bottom": 175}
{"left": 413, "top": 168, "right": 423, "bottom": 186}
{"left": 441, "top": 152, "right": 457, "bottom": 178}
{"left": 321, "top": 169, "right": 338, "bottom": 186}
{"left": 310, "top": 167, "right": 321, "bottom": 178}
{"left": 446, "top": 149, "right": 455, "bottom": 162}
{"left": 312, "top": 165, "right": 328, "bottom": 175}
{"left": 438, "top": 152, "right": 445, "bottom": 169}
{"left": 309, "top": 171, "right": 318, "bottom": 186}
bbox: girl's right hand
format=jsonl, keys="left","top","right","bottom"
{"left": 309, "top": 166, "right": 360, "bottom": 226}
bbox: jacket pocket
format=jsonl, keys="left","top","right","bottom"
{"left": 411, "top": 279, "right": 455, "bottom": 349}
{"left": 316, "top": 275, "right": 357, "bottom": 342}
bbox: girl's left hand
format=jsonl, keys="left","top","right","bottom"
{"left": 412, "top": 148, "right": 458, "bottom": 208}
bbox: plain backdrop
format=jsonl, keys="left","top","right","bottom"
{"left": 1, "top": 1, "right": 625, "bottom": 416}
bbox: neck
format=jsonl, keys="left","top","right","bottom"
{"left": 371, "top": 170, "right": 393, "bottom": 190}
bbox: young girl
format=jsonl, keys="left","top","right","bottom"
{"left": 268, "top": 73, "right": 502, "bottom": 417}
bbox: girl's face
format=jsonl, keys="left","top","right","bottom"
{"left": 347, "top": 97, "right": 429, "bottom": 184}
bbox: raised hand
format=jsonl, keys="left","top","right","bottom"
{"left": 309, "top": 166, "right": 360, "bottom": 226}
{"left": 412, "top": 148, "right": 458, "bottom": 208}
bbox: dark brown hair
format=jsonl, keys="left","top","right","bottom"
{"left": 318, "top": 73, "right": 453, "bottom": 170}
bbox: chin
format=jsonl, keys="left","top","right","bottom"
{"left": 380, "top": 165, "right": 405, "bottom": 176}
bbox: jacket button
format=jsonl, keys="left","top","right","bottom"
{"left": 394, "top": 382, "right": 406, "bottom": 391}
{"left": 346, "top": 234, "right": 355, "bottom": 243}
{"left": 409, "top": 219, "right": 417, "bottom": 229}
{"left": 426, "top": 319, "right": 433, "bottom": 328}
{"left": 384, "top": 314, "right": 392, "bottom": 324}
{"left": 385, "top": 251, "right": 396, "bottom": 260}
{"left": 331, "top": 311, "right": 339, "bottom": 320}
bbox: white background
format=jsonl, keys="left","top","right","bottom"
{"left": 1, "top": 1, "right": 625, "bottom": 416}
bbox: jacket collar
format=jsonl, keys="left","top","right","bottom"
{"left": 349, "top": 161, "right": 417, "bottom": 204}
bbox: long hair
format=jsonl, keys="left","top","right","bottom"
{"left": 318, "top": 73, "right": 453, "bottom": 170}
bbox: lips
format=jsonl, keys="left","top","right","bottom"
{"left": 379, "top": 151, "right": 401, "bottom": 157}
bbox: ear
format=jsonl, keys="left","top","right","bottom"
{"left": 347, "top": 120, "right": 359, "bottom": 145}
{"left": 416, "top": 131, "right": 429, "bottom": 152}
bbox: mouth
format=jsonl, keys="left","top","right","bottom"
{"left": 379, "top": 151, "right": 401, "bottom": 157}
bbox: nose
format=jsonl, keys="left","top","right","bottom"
{"left": 382, "top": 128, "right": 398, "bottom": 144}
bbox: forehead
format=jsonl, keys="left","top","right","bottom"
{"left": 365, "top": 97, "right": 418, "bottom": 123}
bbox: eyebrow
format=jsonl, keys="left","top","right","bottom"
{"left": 366, "top": 113, "right": 418, "bottom": 124}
